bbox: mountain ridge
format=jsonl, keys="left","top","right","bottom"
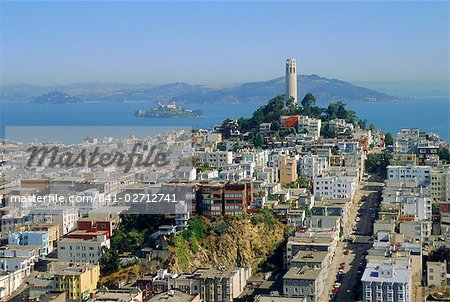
{"left": 1, "top": 74, "right": 399, "bottom": 104}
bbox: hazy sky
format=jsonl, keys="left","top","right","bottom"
{"left": 1, "top": 1, "right": 448, "bottom": 86}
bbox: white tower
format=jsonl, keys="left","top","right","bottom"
{"left": 285, "top": 58, "right": 298, "bottom": 106}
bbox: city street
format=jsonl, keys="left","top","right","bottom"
{"left": 320, "top": 175, "right": 384, "bottom": 302}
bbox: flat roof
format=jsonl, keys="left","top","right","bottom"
{"left": 283, "top": 267, "right": 321, "bottom": 281}
{"left": 361, "top": 263, "right": 410, "bottom": 284}
{"left": 292, "top": 251, "right": 328, "bottom": 264}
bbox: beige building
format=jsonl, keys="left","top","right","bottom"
{"left": 280, "top": 156, "right": 298, "bottom": 185}
{"left": 427, "top": 261, "right": 447, "bottom": 288}
{"left": 390, "top": 154, "right": 417, "bottom": 166}
{"left": 430, "top": 166, "right": 450, "bottom": 203}
{"left": 169, "top": 267, "right": 251, "bottom": 302}
{"left": 54, "top": 263, "right": 99, "bottom": 301}
{"left": 283, "top": 266, "right": 325, "bottom": 302}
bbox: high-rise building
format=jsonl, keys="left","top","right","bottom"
{"left": 285, "top": 58, "right": 298, "bottom": 106}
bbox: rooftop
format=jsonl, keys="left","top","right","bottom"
{"left": 283, "top": 266, "right": 322, "bottom": 281}
{"left": 148, "top": 289, "right": 198, "bottom": 302}
{"left": 291, "top": 251, "right": 328, "bottom": 264}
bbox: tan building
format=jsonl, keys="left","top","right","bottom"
{"left": 430, "top": 166, "right": 450, "bottom": 203}
{"left": 54, "top": 263, "right": 99, "bottom": 301}
{"left": 427, "top": 261, "right": 447, "bottom": 288}
{"left": 149, "top": 289, "right": 200, "bottom": 302}
{"left": 280, "top": 156, "right": 298, "bottom": 185}
{"left": 390, "top": 154, "right": 417, "bottom": 166}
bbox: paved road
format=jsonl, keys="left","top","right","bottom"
{"left": 321, "top": 176, "right": 384, "bottom": 302}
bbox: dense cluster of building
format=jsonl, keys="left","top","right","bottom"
{"left": 0, "top": 59, "right": 448, "bottom": 302}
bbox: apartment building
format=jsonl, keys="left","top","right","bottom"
{"left": 196, "top": 182, "right": 253, "bottom": 217}
{"left": 298, "top": 116, "right": 321, "bottom": 140}
{"left": 416, "top": 142, "right": 439, "bottom": 166}
{"left": 29, "top": 206, "right": 77, "bottom": 235}
{"left": 427, "top": 261, "right": 447, "bottom": 288}
{"left": 298, "top": 154, "right": 328, "bottom": 179}
{"left": 362, "top": 263, "right": 411, "bottom": 302}
{"left": 328, "top": 119, "right": 354, "bottom": 135}
{"left": 8, "top": 231, "right": 51, "bottom": 255}
{"left": 0, "top": 270, "right": 22, "bottom": 301}
{"left": 387, "top": 166, "right": 431, "bottom": 187}
{"left": 280, "top": 156, "right": 298, "bottom": 184}
{"left": 53, "top": 263, "right": 99, "bottom": 301}
{"left": 390, "top": 154, "right": 417, "bottom": 166}
{"left": 313, "top": 175, "right": 357, "bottom": 200}
{"left": 168, "top": 267, "right": 251, "bottom": 302}
{"left": 195, "top": 150, "right": 233, "bottom": 169}
{"left": 430, "top": 166, "right": 450, "bottom": 203}
{"left": 283, "top": 266, "right": 325, "bottom": 302}
{"left": 57, "top": 236, "right": 109, "bottom": 264}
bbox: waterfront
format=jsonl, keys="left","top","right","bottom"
{"left": 1, "top": 96, "right": 448, "bottom": 142}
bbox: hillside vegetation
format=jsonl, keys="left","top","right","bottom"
{"left": 168, "top": 210, "right": 288, "bottom": 273}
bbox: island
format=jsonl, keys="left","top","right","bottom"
{"left": 135, "top": 103, "right": 202, "bottom": 118}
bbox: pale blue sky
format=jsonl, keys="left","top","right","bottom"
{"left": 0, "top": 1, "right": 448, "bottom": 86}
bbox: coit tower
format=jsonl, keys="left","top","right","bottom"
{"left": 285, "top": 58, "right": 298, "bottom": 106}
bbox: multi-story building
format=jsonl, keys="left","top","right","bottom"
{"left": 337, "top": 141, "right": 360, "bottom": 154}
{"left": 53, "top": 263, "right": 99, "bottom": 301}
{"left": 298, "top": 116, "right": 321, "bottom": 140}
{"left": 282, "top": 266, "right": 325, "bottom": 302}
{"left": 387, "top": 165, "right": 431, "bottom": 187}
{"left": 8, "top": 231, "right": 51, "bottom": 255}
{"left": 427, "top": 261, "right": 447, "bottom": 288}
{"left": 430, "top": 166, "right": 450, "bottom": 203}
{"left": 280, "top": 156, "right": 298, "bottom": 184}
{"left": 168, "top": 267, "right": 251, "bottom": 302}
{"left": 298, "top": 154, "right": 328, "bottom": 179}
{"left": 328, "top": 119, "right": 354, "bottom": 136}
{"left": 416, "top": 142, "right": 439, "bottom": 166}
{"left": 29, "top": 206, "right": 77, "bottom": 235}
{"left": 57, "top": 236, "right": 109, "bottom": 264}
{"left": 196, "top": 182, "right": 253, "bottom": 217}
{"left": 195, "top": 150, "right": 233, "bottom": 169}
{"left": 313, "top": 175, "right": 357, "bottom": 200}
{"left": 390, "top": 154, "right": 417, "bottom": 166}
{"left": 0, "top": 270, "right": 23, "bottom": 301}
{"left": 361, "top": 263, "right": 411, "bottom": 302}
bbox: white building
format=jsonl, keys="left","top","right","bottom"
{"left": 362, "top": 263, "right": 411, "bottom": 302}
{"left": 298, "top": 116, "right": 321, "bottom": 140}
{"left": 387, "top": 165, "right": 431, "bottom": 187}
{"left": 313, "top": 175, "right": 357, "bottom": 200}
{"left": 195, "top": 150, "right": 233, "bottom": 169}
{"left": 0, "top": 270, "right": 23, "bottom": 301}
{"left": 29, "top": 206, "right": 77, "bottom": 235}
{"left": 57, "top": 236, "right": 109, "bottom": 264}
{"left": 298, "top": 154, "right": 328, "bottom": 179}
{"left": 285, "top": 58, "right": 298, "bottom": 106}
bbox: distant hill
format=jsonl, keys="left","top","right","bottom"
{"left": 1, "top": 74, "right": 398, "bottom": 104}
{"left": 32, "top": 91, "right": 80, "bottom": 104}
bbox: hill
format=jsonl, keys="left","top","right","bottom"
{"left": 1, "top": 74, "right": 396, "bottom": 104}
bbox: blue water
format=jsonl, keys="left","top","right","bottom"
{"left": 1, "top": 96, "right": 449, "bottom": 142}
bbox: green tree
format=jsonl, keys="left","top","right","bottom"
{"left": 385, "top": 132, "right": 394, "bottom": 146}
{"left": 365, "top": 151, "right": 390, "bottom": 176}
{"left": 358, "top": 119, "right": 368, "bottom": 130}
{"left": 301, "top": 93, "right": 316, "bottom": 108}
{"left": 438, "top": 146, "right": 450, "bottom": 164}
{"left": 252, "top": 132, "right": 264, "bottom": 147}
{"left": 100, "top": 247, "right": 120, "bottom": 274}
